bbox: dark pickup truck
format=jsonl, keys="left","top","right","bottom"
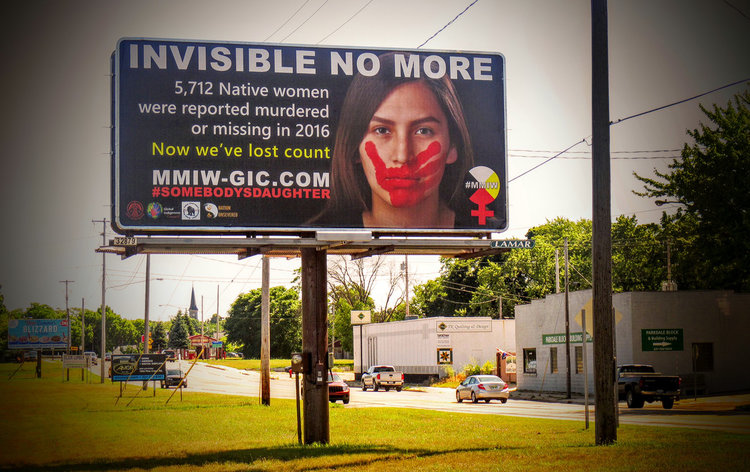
{"left": 617, "top": 364, "right": 681, "bottom": 409}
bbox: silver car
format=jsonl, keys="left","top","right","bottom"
{"left": 456, "top": 375, "right": 510, "bottom": 404}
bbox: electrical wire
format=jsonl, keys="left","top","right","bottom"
{"left": 264, "top": 0, "right": 312, "bottom": 42}
{"left": 280, "top": 0, "right": 330, "bottom": 43}
{"left": 508, "top": 138, "right": 589, "bottom": 182}
{"left": 316, "top": 0, "right": 374, "bottom": 44}
{"left": 611, "top": 78, "right": 750, "bottom": 125}
{"left": 417, "top": 0, "right": 481, "bottom": 48}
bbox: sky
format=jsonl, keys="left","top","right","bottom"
{"left": 1, "top": 0, "right": 749, "bottom": 322}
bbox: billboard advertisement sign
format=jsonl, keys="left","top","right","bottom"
{"left": 111, "top": 354, "right": 167, "bottom": 381}
{"left": 113, "top": 38, "right": 506, "bottom": 235}
{"left": 8, "top": 319, "right": 69, "bottom": 350}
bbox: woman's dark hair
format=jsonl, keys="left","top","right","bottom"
{"left": 314, "top": 52, "right": 474, "bottom": 226}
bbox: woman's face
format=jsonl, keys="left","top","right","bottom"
{"left": 358, "top": 81, "right": 457, "bottom": 208}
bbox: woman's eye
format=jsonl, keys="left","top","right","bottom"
{"left": 373, "top": 126, "right": 390, "bottom": 135}
{"left": 415, "top": 127, "right": 434, "bottom": 136}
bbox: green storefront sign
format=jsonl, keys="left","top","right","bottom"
{"left": 641, "top": 328, "right": 683, "bottom": 351}
{"left": 542, "top": 332, "right": 592, "bottom": 344}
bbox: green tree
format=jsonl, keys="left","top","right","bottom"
{"left": 224, "top": 286, "right": 301, "bottom": 358}
{"left": 150, "top": 321, "right": 169, "bottom": 351}
{"left": 168, "top": 312, "right": 190, "bottom": 349}
{"left": 329, "top": 285, "right": 375, "bottom": 354}
{"left": 635, "top": 90, "right": 750, "bottom": 291}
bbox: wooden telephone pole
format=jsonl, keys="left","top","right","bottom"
{"left": 592, "top": 0, "right": 617, "bottom": 445}
{"left": 300, "top": 248, "right": 329, "bottom": 444}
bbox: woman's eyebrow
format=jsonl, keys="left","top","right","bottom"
{"left": 370, "top": 115, "right": 442, "bottom": 126}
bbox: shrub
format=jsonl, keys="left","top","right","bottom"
{"left": 481, "top": 360, "right": 496, "bottom": 375}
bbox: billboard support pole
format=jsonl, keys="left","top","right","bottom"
{"left": 301, "top": 248, "right": 329, "bottom": 444}
{"left": 261, "top": 255, "right": 271, "bottom": 406}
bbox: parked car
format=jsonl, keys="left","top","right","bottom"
{"left": 361, "top": 365, "right": 404, "bottom": 392}
{"left": 328, "top": 372, "right": 350, "bottom": 404}
{"left": 161, "top": 368, "right": 187, "bottom": 388}
{"left": 22, "top": 351, "right": 38, "bottom": 362}
{"left": 161, "top": 349, "right": 177, "bottom": 361}
{"left": 456, "top": 375, "right": 510, "bottom": 404}
{"left": 617, "top": 364, "right": 681, "bottom": 409}
{"left": 83, "top": 351, "right": 98, "bottom": 365}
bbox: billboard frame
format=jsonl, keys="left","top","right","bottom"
{"left": 111, "top": 37, "right": 507, "bottom": 237}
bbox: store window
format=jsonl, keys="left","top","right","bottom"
{"left": 523, "top": 348, "right": 537, "bottom": 374}
{"left": 550, "top": 347, "right": 558, "bottom": 373}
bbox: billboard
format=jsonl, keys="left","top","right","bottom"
{"left": 113, "top": 38, "right": 506, "bottom": 235}
{"left": 111, "top": 354, "right": 167, "bottom": 381}
{"left": 8, "top": 319, "right": 69, "bottom": 350}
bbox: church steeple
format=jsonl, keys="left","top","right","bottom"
{"left": 189, "top": 286, "right": 199, "bottom": 320}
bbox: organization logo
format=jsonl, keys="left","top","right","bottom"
{"left": 126, "top": 201, "right": 144, "bottom": 220}
{"left": 464, "top": 166, "right": 500, "bottom": 225}
{"left": 146, "top": 202, "right": 163, "bottom": 219}
{"left": 181, "top": 201, "right": 200, "bottom": 220}
{"left": 204, "top": 203, "right": 218, "bottom": 219}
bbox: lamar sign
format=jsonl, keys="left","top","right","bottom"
{"left": 113, "top": 39, "right": 507, "bottom": 235}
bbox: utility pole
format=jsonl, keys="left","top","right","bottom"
{"left": 555, "top": 249, "right": 560, "bottom": 293}
{"left": 564, "top": 238, "right": 571, "bottom": 399}
{"left": 93, "top": 218, "right": 107, "bottom": 383}
{"left": 143, "top": 253, "right": 151, "bottom": 391}
{"left": 592, "top": 0, "right": 617, "bottom": 445}
{"left": 405, "top": 256, "right": 410, "bottom": 319}
{"left": 144, "top": 254, "right": 151, "bottom": 354}
{"left": 260, "top": 255, "right": 271, "bottom": 406}
{"left": 81, "top": 298, "right": 85, "bottom": 353}
{"left": 60, "top": 280, "right": 74, "bottom": 354}
{"left": 60, "top": 280, "right": 74, "bottom": 381}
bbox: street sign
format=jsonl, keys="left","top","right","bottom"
{"left": 642, "top": 328, "right": 683, "bottom": 351}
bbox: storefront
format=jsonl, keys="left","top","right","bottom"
{"left": 514, "top": 289, "right": 750, "bottom": 395}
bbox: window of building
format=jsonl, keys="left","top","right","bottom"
{"left": 550, "top": 347, "right": 558, "bottom": 373}
{"left": 693, "top": 343, "right": 714, "bottom": 372}
{"left": 523, "top": 348, "right": 537, "bottom": 374}
{"left": 575, "top": 346, "right": 583, "bottom": 374}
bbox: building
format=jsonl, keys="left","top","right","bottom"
{"left": 353, "top": 316, "right": 515, "bottom": 382}
{"left": 514, "top": 289, "right": 750, "bottom": 395}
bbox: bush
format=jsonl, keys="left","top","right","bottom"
{"left": 461, "top": 361, "right": 481, "bottom": 377}
{"left": 481, "top": 361, "right": 496, "bottom": 375}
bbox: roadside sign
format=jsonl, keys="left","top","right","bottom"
{"left": 111, "top": 354, "right": 167, "bottom": 381}
{"left": 8, "top": 319, "right": 69, "bottom": 350}
{"left": 351, "top": 310, "right": 371, "bottom": 325}
{"left": 642, "top": 328, "right": 683, "bottom": 351}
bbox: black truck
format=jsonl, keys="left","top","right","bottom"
{"left": 617, "top": 364, "right": 681, "bottom": 409}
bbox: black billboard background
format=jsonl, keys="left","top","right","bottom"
{"left": 113, "top": 39, "right": 506, "bottom": 234}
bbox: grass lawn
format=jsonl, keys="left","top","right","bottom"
{"left": 1, "top": 360, "right": 748, "bottom": 471}
{"left": 200, "top": 358, "right": 354, "bottom": 372}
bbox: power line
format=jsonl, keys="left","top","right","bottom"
{"left": 316, "top": 0, "right": 374, "bottom": 44}
{"left": 280, "top": 0, "right": 330, "bottom": 43}
{"left": 264, "top": 0, "right": 312, "bottom": 42}
{"left": 611, "top": 78, "right": 750, "bottom": 125}
{"left": 508, "top": 138, "right": 589, "bottom": 182}
{"left": 417, "top": 0, "right": 480, "bottom": 49}
{"left": 723, "top": 0, "right": 750, "bottom": 21}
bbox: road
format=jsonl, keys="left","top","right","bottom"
{"left": 166, "top": 361, "right": 750, "bottom": 435}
